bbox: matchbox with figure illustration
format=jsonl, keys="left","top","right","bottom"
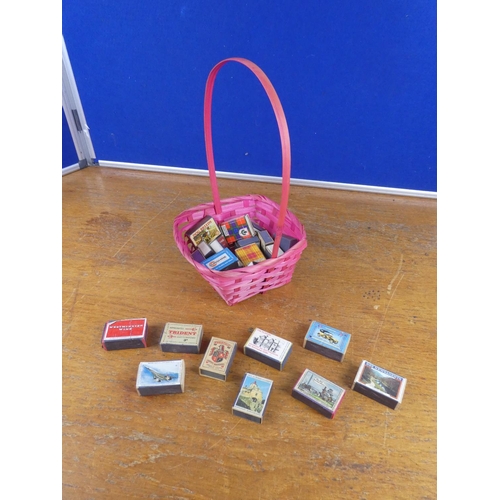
{"left": 199, "top": 337, "right": 237, "bottom": 381}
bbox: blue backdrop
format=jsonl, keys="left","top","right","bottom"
{"left": 62, "top": 0, "right": 436, "bottom": 191}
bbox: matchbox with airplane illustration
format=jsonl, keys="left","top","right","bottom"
{"left": 199, "top": 337, "right": 237, "bottom": 381}
{"left": 160, "top": 322, "right": 204, "bottom": 353}
{"left": 351, "top": 360, "right": 407, "bottom": 409}
{"left": 232, "top": 373, "right": 273, "bottom": 424}
{"left": 303, "top": 321, "right": 351, "bottom": 362}
{"left": 136, "top": 360, "right": 185, "bottom": 396}
{"left": 243, "top": 328, "right": 293, "bottom": 371}
{"left": 292, "top": 368, "right": 346, "bottom": 419}
{"left": 101, "top": 318, "right": 148, "bottom": 351}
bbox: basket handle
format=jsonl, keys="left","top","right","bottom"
{"left": 204, "top": 57, "right": 291, "bottom": 258}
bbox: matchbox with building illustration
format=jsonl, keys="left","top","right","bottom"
{"left": 160, "top": 322, "right": 204, "bottom": 353}
{"left": 199, "top": 337, "right": 237, "bottom": 381}
{"left": 243, "top": 328, "right": 293, "bottom": 371}
{"left": 232, "top": 373, "right": 273, "bottom": 424}
{"left": 292, "top": 368, "right": 346, "bottom": 419}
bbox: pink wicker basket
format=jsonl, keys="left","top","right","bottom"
{"left": 173, "top": 57, "right": 307, "bottom": 306}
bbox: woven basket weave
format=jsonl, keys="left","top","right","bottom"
{"left": 173, "top": 58, "right": 307, "bottom": 306}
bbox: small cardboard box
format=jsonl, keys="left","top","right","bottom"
{"left": 235, "top": 243, "right": 266, "bottom": 267}
{"left": 220, "top": 215, "right": 256, "bottom": 245}
{"left": 101, "top": 318, "right": 148, "bottom": 351}
{"left": 199, "top": 337, "right": 237, "bottom": 381}
{"left": 160, "top": 323, "right": 204, "bottom": 353}
{"left": 202, "top": 248, "right": 240, "bottom": 271}
{"left": 136, "top": 360, "right": 185, "bottom": 396}
{"left": 186, "top": 216, "right": 222, "bottom": 247}
{"left": 243, "top": 328, "right": 293, "bottom": 371}
{"left": 303, "top": 321, "right": 351, "bottom": 362}
{"left": 352, "top": 360, "right": 407, "bottom": 410}
{"left": 232, "top": 373, "right": 273, "bottom": 424}
{"left": 292, "top": 368, "right": 346, "bottom": 419}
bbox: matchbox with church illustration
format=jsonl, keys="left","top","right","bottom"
{"left": 101, "top": 318, "right": 148, "bottom": 351}
{"left": 136, "top": 359, "right": 185, "bottom": 396}
{"left": 243, "top": 328, "right": 293, "bottom": 371}
{"left": 303, "top": 321, "right": 351, "bottom": 362}
{"left": 160, "top": 322, "right": 204, "bottom": 353}
{"left": 292, "top": 368, "right": 346, "bottom": 419}
{"left": 199, "top": 337, "right": 237, "bottom": 381}
{"left": 232, "top": 373, "right": 273, "bottom": 424}
{"left": 352, "top": 360, "right": 407, "bottom": 410}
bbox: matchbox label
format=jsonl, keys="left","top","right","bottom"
{"left": 207, "top": 253, "right": 231, "bottom": 269}
{"left": 245, "top": 328, "right": 291, "bottom": 362}
{"left": 187, "top": 216, "right": 221, "bottom": 246}
{"left": 200, "top": 338, "right": 236, "bottom": 374}
{"left": 161, "top": 323, "right": 202, "bottom": 346}
{"left": 355, "top": 360, "right": 406, "bottom": 401}
{"left": 305, "top": 321, "right": 351, "bottom": 354}
{"left": 104, "top": 319, "right": 147, "bottom": 339}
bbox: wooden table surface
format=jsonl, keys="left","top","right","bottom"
{"left": 62, "top": 167, "right": 437, "bottom": 499}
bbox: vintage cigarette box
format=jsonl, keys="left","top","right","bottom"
{"left": 232, "top": 373, "right": 273, "bottom": 424}
{"left": 303, "top": 321, "right": 351, "bottom": 362}
{"left": 243, "top": 328, "right": 293, "bottom": 371}
{"left": 201, "top": 248, "right": 240, "bottom": 271}
{"left": 292, "top": 368, "right": 346, "bottom": 419}
{"left": 352, "top": 360, "right": 407, "bottom": 410}
{"left": 235, "top": 243, "right": 267, "bottom": 267}
{"left": 186, "top": 216, "right": 222, "bottom": 247}
{"left": 220, "top": 215, "right": 256, "bottom": 245}
{"left": 160, "top": 322, "right": 204, "bottom": 353}
{"left": 101, "top": 318, "right": 148, "bottom": 351}
{"left": 199, "top": 337, "right": 237, "bottom": 381}
{"left": 136, "top": 360, "right": 185, "bottom": 396}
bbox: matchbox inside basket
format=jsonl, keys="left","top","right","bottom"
{"left": 173, "top": 58, "right": 307, "bottom": 306}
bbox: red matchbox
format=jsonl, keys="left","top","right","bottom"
{"left": 101, "top": 318, "right": 148, "bottom": 351}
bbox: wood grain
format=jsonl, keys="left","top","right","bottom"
{"left": 63, "top": 167, "right": 436, "bottom": 499}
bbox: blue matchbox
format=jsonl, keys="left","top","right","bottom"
{"left": 201, "top": 248, "right": 240, "bottom": 271}
{"left": 303, "top": 321, "right": 351, "bottom": 362}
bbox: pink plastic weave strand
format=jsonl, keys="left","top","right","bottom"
{"left": 204, "top": 58, "right": 290, "bottom": 258}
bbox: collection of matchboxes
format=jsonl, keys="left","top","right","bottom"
{"left": 184, "top": 214, "right": 298, "bottom": 270}
{"left": 101, "top": 318, "right": 407, "bottom": 423}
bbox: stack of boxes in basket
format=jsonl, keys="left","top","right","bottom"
{"left": 186, "top": 214, "right": 298, "bottom": 271}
